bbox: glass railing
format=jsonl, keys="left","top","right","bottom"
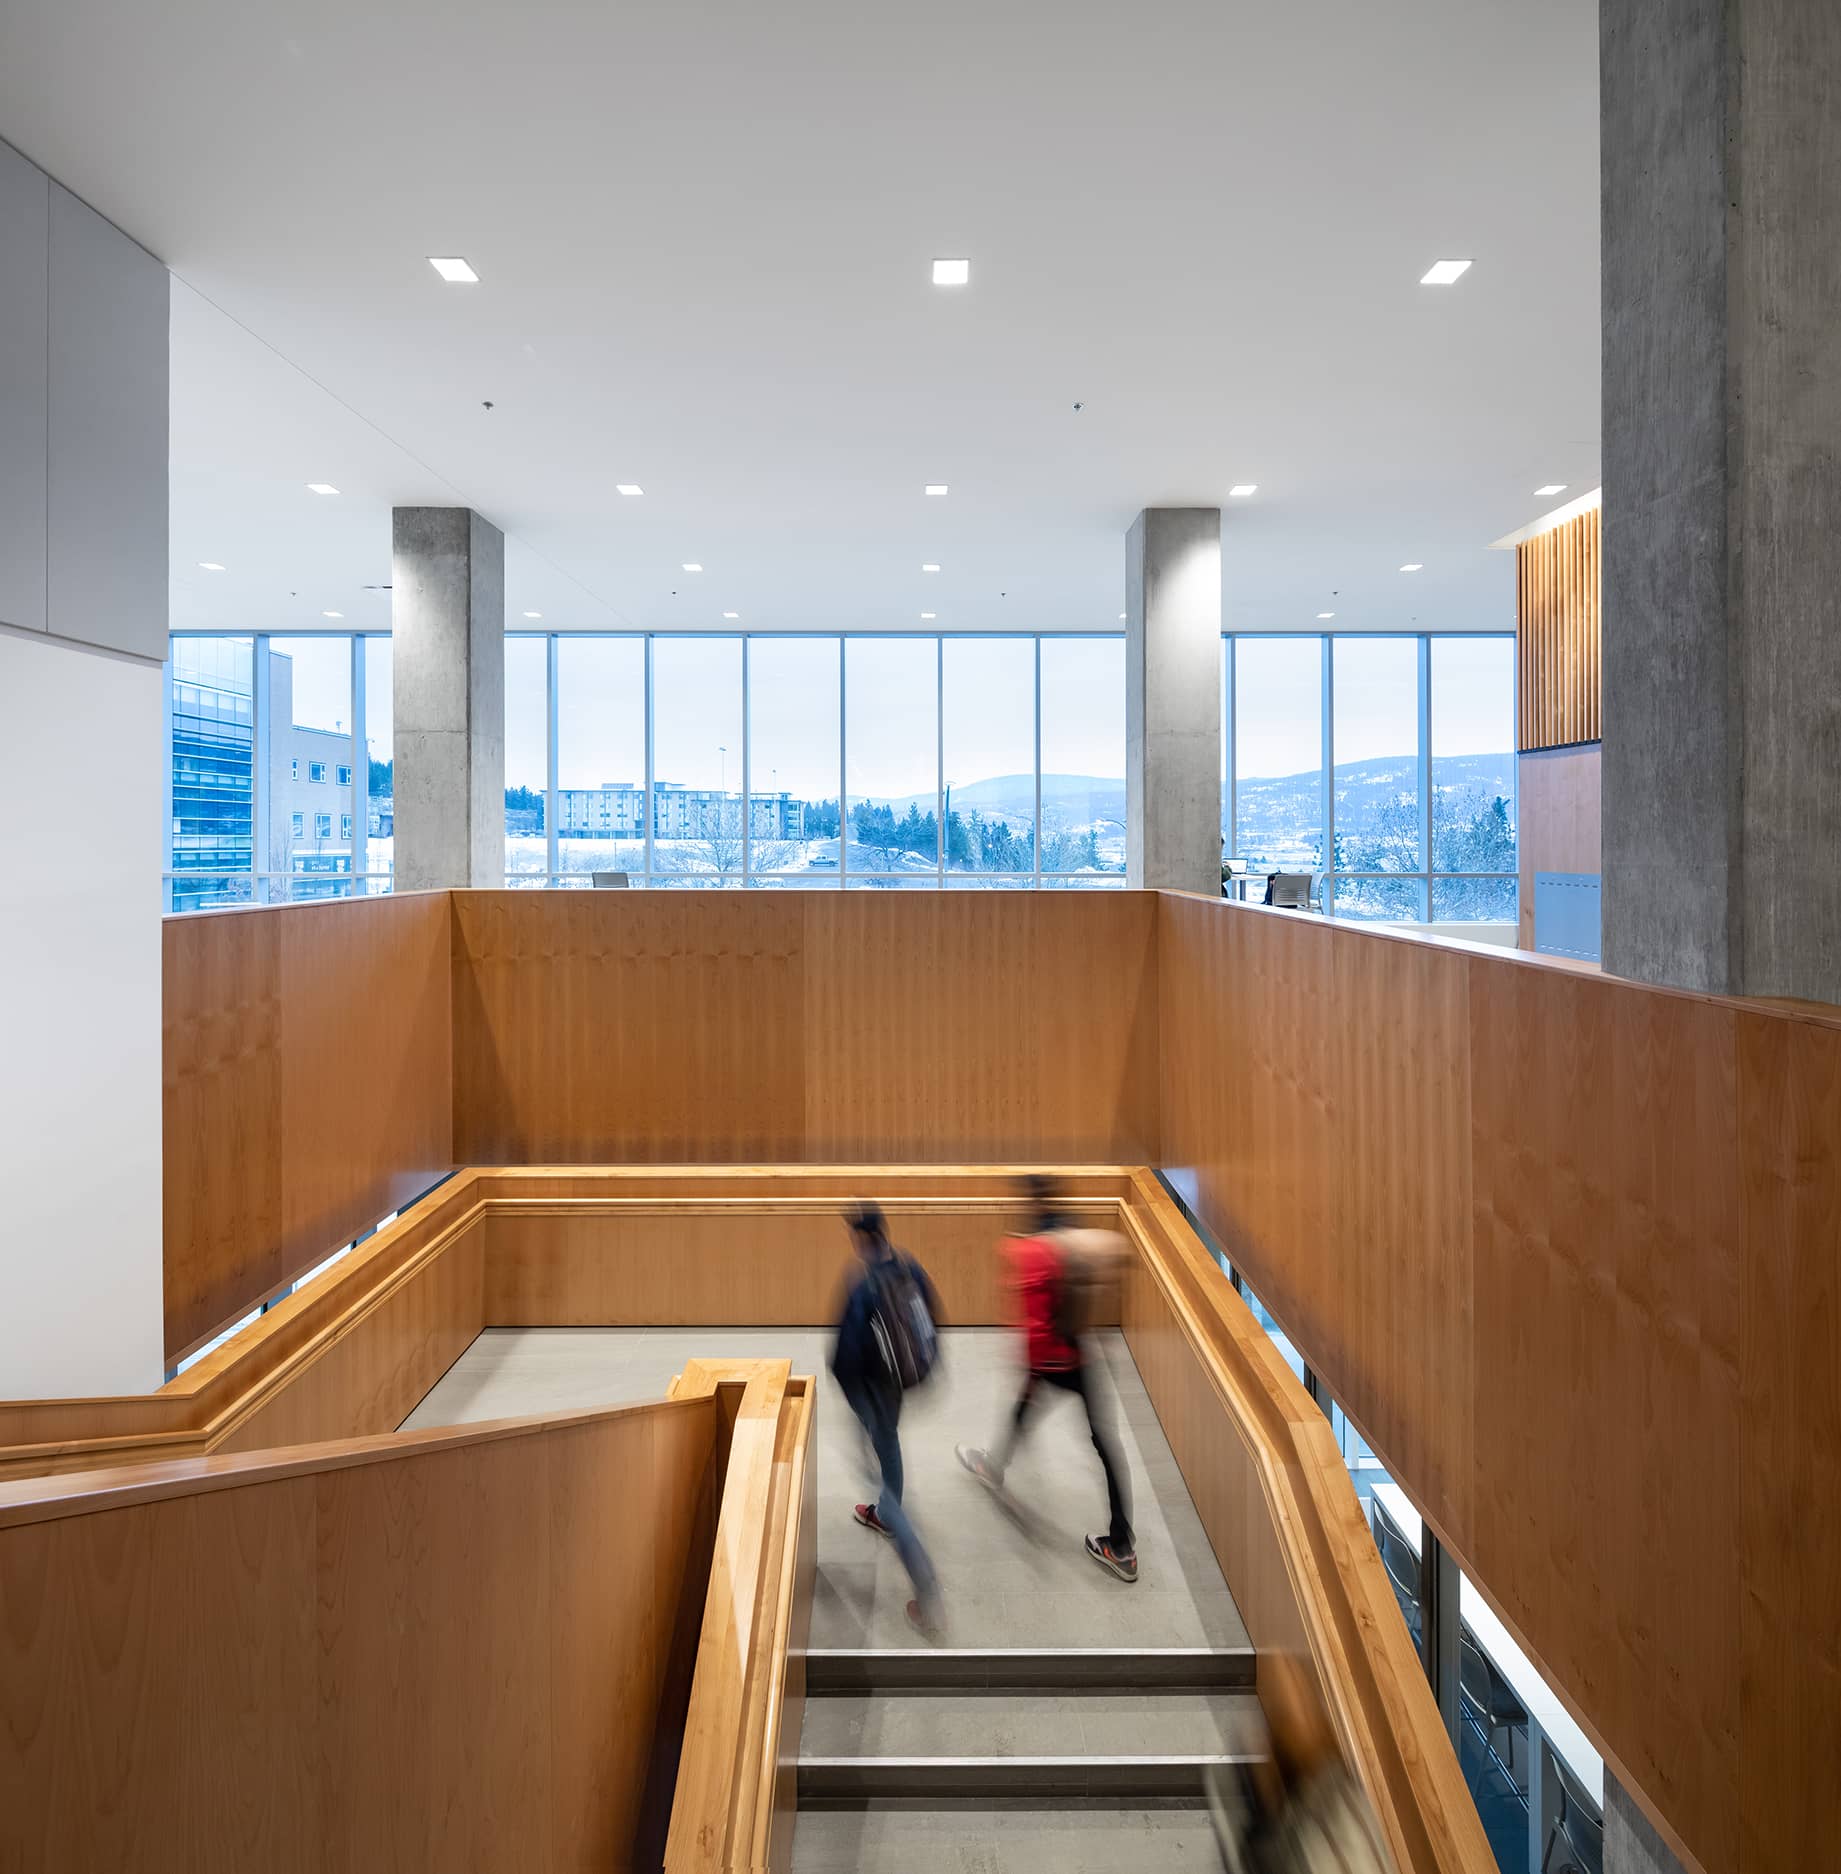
{"left": 163, "top": 871, "right": 396, "bottom": 913}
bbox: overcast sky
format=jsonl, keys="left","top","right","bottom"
{"left": 270, "top": 630, "right": 1512, "bottom": 800}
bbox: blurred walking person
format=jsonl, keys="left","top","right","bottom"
{"left": 831, "top": 1201, "right": 946, "bottom": 1632}
{"left": 957, "top": 1175, "right": 1138, "bottom": 1581}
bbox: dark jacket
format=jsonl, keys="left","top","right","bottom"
{"left": 831, "top": 1248, "right": 941, "bottom": 1401}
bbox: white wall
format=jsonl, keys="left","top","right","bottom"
{"left": 0, "top": 138, "right": 168, "bottom": 1397}
{"left": 0, "top": 629, "right": 165, "bottom": 1394}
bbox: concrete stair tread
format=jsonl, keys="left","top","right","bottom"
{"left": 805, "top": 1643, "right": 1255, "bottom": 1692}
{"left": 800, "top": 1688, "right": 1261, "bottom": 1761}
{"left": 791, "top": 1803, "right": 1228, "bottom": 1872}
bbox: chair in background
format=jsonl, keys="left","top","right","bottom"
{"left": 1368, "top": 1502, "right": 1424, "bottom": 1653}
{"left": 1540, "top": 1749, "right": 1604, "bottom": 1874}
{"left": 1264, "top": 871, "right": 1319, "bottom": 911}
{"left": 591, "top": 871, "right": 631, "bottom": 889}
{"left": 1459, "top": 1633, "right": 1528, "bottom": 1798}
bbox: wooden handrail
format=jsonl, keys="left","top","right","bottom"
{"left": 1119, "top": 1169, "right": 1494, "bottom": 1874}
{"left": 665, "top": 1359, "right": 817, "bottom": 1874}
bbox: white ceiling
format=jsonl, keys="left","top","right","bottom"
{"left": 0, "top": 0, "right": 1600, "bottom": 636}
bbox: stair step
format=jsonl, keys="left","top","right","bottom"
{"left": 799, "top": 1751, "right": 1254, "bottom": 1801}
{"left": 801, "top": 1688, "right": 1259, "bottom": 1763}
{"left": 792, "top": 1802, "right": 1229, "bottom": 1871}
{"left": 804, "top": 1644, "right": 1256, "bottom": 1693}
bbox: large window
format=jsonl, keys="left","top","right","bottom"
{"left": 652, "top": 636, "right": 744, "bottom": 879}
{"left": 944, "top": 638, "right": 1034, "bottom": 879}
{"left": 168, "top": 636, "right": 255, "bottom": 911}
{"left": 846, "top": 637, "right": 940, "bottom": 881}
{"left": 167, "top": 634, "right": 391, "bottom": 910}
{"left": 1234, "top": 637, "right": 1325, "bottom": 874}
{"left": 1333, "top": 636, "right": 1425, "bottom": 921}
{"left": 168, "top": 630, "right": 1131, "bottom": 904}
{"left": 1430, "top": 637, "right": 1518, "bottom": 922}
{"left": 1040, "top": 636, "right": 1127, "bottom": 881}
{"left": 555, "top": 636, "right": 645, "bottom": 883}
{"left": 505, "top": 635, "right": 549, "bottom": 883}
{"left": 747, "top": 638, "right": 840, "bottom": 883}
{"left": 1225, "top": 632, "right": 1516, "bottom": 925}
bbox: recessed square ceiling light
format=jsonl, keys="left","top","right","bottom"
{"left": 1535, "top": 483, "right": 1568, "bottom": 497}
{"left": 616, "top": 484, "right": 643, "bottom": 497}
{"left": 682, "top": 562, "right": 703, "bottom": 573}
{"left": 1318, "top": 612, "right": 1335, "bottom": 619}
{"left": 198, "top": 561, "right": 225, "bottom": 572}
{"left": 1399, "top": 563, "right": 1424, "bottom": 573}
{"left": 931, "top": 258, "right": 970, "bottom": 286}
{"left": 322, "top": 610, "right": 343, "bottom": 619}
{"left": 723, "top": 612, "right": 740, "bottom": 620}
{"left": 307, "top": 483, "right": 339, "bottom": 495}
{"left": 522, "top": 611, "right": 542, "bottom": 619}
{"left": 921, "top": 563, "right": 941, "bottom": 573}
{"left": 427, "top": 256, "right": 479, "bottom": 283}
{"left": 921, "top": 612, "right": 937, "bottom": 620}
{"left": 1420, "top": 259, "right": 1473, "bottom": 285}
{"left": 1228, "top": 484, "right": 1258, "bottom": 498}
{"left": 925, "top": 484, "right": 949, "bottom": 497}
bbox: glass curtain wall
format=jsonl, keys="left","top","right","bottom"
{"left": 165, "top": 633, "right": 388, "bottom": 910}
{"left": 1224, "top": 633, "right": 1516, "bottom": 923}
{"left": 167, "top": 630, "right": 1129, "bottom": 904}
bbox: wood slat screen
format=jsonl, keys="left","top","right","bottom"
{"left": 1516, "top": 505, "right": 1601, "bottom": 749}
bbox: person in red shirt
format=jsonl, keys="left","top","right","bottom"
{"left": 957, "top": 1176, "right": 1138, "bottom": 1581}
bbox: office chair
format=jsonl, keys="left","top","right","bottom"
{"left": 1540, "top": 1749, "right": 1604, "bottom": 1874}
{"left": 1265, "top": 871, "right": 1319, "bottom": 911}
{"left": 590, "top": 871, "right": 631, "bottom": 889}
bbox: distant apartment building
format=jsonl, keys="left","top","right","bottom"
{"left": 166, "top": 642, "right": 368, "bottom": 910}
{"left": 557, "top": 782, "right": 804, "bottom": 842}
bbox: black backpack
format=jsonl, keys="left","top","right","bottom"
{"left": 867, "top": 1258, "right": 939, "bottom": 1390}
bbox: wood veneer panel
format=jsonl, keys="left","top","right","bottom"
{"left": 1736, "top": 1011, "right": 1841, "bottom": 1874}
{"left": 451, "top": 891, "right": 807, "bottom": 1163}
{"left": 801, "top": 892, "right": 1159, "bottom": 1161}
{"left": 0, "top": 1396, "right": 719, "bottom": 1873}
{"left": 480, "top": 1197, "right": 1121, "bottom": 1329}
{"left": 274, "top": 892, "right": 453, "bottom": 1288}
{"left": 162, "top": 893, "right": 454, "bottom": 1364}
{"left": 1326, "top": 928, "right": 1473, "bottom": 1542}
{"left": 1468, "top": 961, "right": 1741, "bottom": 1872}
{"left": 162, "top": 907, "right": 285, "bottom": 1358}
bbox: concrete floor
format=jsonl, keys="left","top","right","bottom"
{"left": 405, "top": 1326, "right": 1247, "bottom": 1653}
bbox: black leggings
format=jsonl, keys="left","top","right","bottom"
{"left": 993, "top": 1359, "right": 1133, "bottom": 1551}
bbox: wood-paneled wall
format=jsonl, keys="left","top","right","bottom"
{"left": 0, "top": 1393, "right": 721, "bottom": 1873}
{"left": 1516, "top": 505, "right": 1601, "bottom": 750}
{"left": 163, "top": 892, "right": 454, "bottom": 1362}
{"left": 1159, "top": 893, "right": 1840, "bottom": 1874}
{"left": 450, "top": 890, "right": 1160, "bottom": 1166}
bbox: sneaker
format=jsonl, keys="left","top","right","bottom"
{"left": 1086, "top": 1534, "right": 1139, "bottom": 1583}
{"left": 854, "top": 1503, "right": 893, "bottom": 1538}
{"left": 906, "top": 1597, "right": 946, "bottom": 1636}
{"left": 956, "top": 1444, "right": 1004, "bottom": 1490}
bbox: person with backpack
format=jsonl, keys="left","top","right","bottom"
{"left": 830, "top": 1200, "right": 945, "bottom": 1632}
{"left": 956, "top": 1174, "right": 1138, "bottom": 1582}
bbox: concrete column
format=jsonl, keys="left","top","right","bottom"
{"left": 1604, "top": 1772, "right": 1690, "bottom": 1874}
{"left": 391, "top": 507, "right": 505, "bottom": 890}
{"left": 1600, "top": 0, "right": 1841, "bottom": 999}
{"left": 1126, "top": 507, "right": 1222, "bottom": 893}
